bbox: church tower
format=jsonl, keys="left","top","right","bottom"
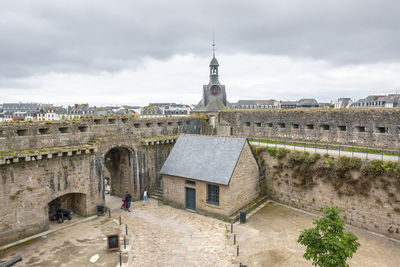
{"left": 193, "top": 38, "right": 231, "bottom": 112}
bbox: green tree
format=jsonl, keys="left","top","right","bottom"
{"left": 298, "top": 206, "right": 360, "bottom": 267}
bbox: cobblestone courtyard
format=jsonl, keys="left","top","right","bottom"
{"left": 1, "top": 197, "right": 400, "bottom": 266}
{"left": 0, "top": 197, "right": 237, "bottom": 266}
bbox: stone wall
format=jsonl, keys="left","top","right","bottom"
{"left": 162, "top": 142, "right": 260, "bottom": 218}
{"left": 0, "top": 114, "right": 192, "bottom": 246}
{"left": 0, "top": 152, "right": 102, "bottom": 246}
{"left": 217, "top": 109, "right": 400, "bottom": 148}
{"left": 0, "top": 135, "right": 176, "bottom": 246}
{"left": 0, "top": 115, "right": 204, "bottom": 151}
{"left": 226, "top": 141, "right": 260, "bottom": 215}
{"left": 255, "top": 146, "right": 400, "bottom": 240}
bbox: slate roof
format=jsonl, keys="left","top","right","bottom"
{"left": 236, "top": 100, "right": 277, "bottom": 106}
{"left": 193, "top": 97, "right": 232, "bottom": 112}
{"left": 210, "top": 56, "right": 219, "bottom": 66}
{"left": 3, "top": 103, "right": 41, "bottom": 111}
{"left": 160, "top": 135, "right": 247, "bottom": 185}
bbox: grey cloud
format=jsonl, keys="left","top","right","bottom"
{"left": 0, "top": 0, "right": 399, "bottom": 82}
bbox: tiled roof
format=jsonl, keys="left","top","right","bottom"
{"left": 160, "top": 135, "right": 247, "bottom": 185}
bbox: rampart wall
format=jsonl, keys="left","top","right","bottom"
{"left": 254, "top": 146, "right": 400, "bottom": 240}
{"left": 0, "top": 115, "right": 204, "bottom": 246}
{"left": 0, "top": 152, "right": 102, "bottom": 245}
{"left": 217, "top": 109, "right": 400, "bottom": 148}
{"left": 0, "top": 115, "right": 205, "bottom": 151}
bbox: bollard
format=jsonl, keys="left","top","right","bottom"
{"left": 124, "top": 236, "right": 126, "bottom": 249}
{"left": 366, "top": 147, "right": 368, "bottom": 159}
{"left": 119, "top": 251, "right": 122, "bottom": 266}
{"left": 237, "top": 245, "right": 239, "bottom": 256}
{"left": 234, "top": 234, "right": 236, "bottom": 245}
{"left": 119, "top": 215, "right": 121, "bottom": 225}
{"left": 382, "top": 149, "right": 384, "bottom": 161}
{"left": 126, "top": 224, "right": 128, "bottom": 235}
{"left": 240, "top": 210, "right": 246, "bottom": 224}
{"left": 231, "top": 223, "right": 233, "bottom": 233}
{"left": 108, "top": 208, "right": 111, "bottom": 218}
{"left": 339, "top": 146, "right": 341, "bottom": 156}
{"left": 352, "top": 146, "right": 354, "bottom": 157}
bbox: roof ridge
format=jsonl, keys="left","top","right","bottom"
{"left": 180, "top": 133, "right": 247, "bottom": 139}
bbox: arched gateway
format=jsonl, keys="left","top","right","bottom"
{"left": 104, "top": 146, "right": 135, "bottom": 198}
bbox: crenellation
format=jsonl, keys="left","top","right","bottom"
{"left": 217, "top": 109, "right": 400, "bottom": 148}
{"left": 0, "top": 116, "right": 203, "bottom": 151}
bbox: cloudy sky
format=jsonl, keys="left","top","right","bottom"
{"left": 1, "top": 0, "right": 400, "bottom": 106}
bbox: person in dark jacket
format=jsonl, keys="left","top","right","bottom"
{"left": 125, "top": 192, "right": 132, "bottom": 212}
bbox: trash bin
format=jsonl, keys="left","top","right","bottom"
{"left": 240, "top": 210, "right": 247, "bottom": 224}
{"left": 97, "top": 204, "right": 105, "bottom": 216}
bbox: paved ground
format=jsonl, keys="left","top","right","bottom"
{"left": 235, "top": 202, "right": 400, "bottom": 266}
{"left": 250, "top": 141, "right": 399, "bottom": 162}
{"left": 1, "top": 197, "right": 400, "bottom": 266}
{"left": 0, "top": 196, "right": 236, "bottom": 266}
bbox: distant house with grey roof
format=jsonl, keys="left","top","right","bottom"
{"left": 160, "top": 135, "right": 259, "bottom": 219}
{"left": 350, "top": 94, "right": 400, "bottom": 108}
{"left": 334, "top": 98, "right": 353, "bottom": 108}
{"left": 232, "top": 100, "right": 278, "bottom": 109}
{"left": 279, "top": 101, "right": 297, "bottom": 109}
{"left": 296, "top": 98, "right": 319, "bottom": 108}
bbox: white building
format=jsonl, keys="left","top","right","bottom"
{"left": 334, "top": 98, "right": 353, "bottom": 108}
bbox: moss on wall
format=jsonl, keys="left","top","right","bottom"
{"left": 252, "top": 145, "right": 400, "bottom": 238}
{"left": 253, "top": 145, "right": 400, "bottom": 199}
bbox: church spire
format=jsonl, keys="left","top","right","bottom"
{"left": 212, "top": 32, "right": 215, "bottom": 58}
{"left": 209, "top": 32, "right": 219, "bottom": 70}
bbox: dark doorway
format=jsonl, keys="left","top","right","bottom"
{"left": 48, "top": 193, "right": 86, "bottom": 221}
{"left": 104, "top": 147, "right": 133, "bottom": 197}
{"left": 186, "top": 187, "right": 196, "bottom": 211}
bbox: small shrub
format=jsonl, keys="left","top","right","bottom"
{"left": 276, "top": 148, "right": 290, "bottom": 160}
{"left": 266, "top": 147, "right": 277, "bottom": 158}
{"left": 362, "top": 160, "right": 385, "bottom": 177}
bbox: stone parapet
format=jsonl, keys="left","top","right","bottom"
{"left": 217, "top": 108, "right": 400, "bottom": 148}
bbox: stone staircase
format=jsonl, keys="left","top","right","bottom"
{"left": 150, "top": 184, "right": 163, "bottom": 203}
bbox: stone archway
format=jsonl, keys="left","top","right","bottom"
{"left": 48, "top": 193, "right": 87, "bottom": 221}
{"left": 104, "top": 146, "right": 134, "bottom": 198}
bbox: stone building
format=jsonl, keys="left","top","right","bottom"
{"left": 160, "top": 135, "right": 259, "bottom": 219}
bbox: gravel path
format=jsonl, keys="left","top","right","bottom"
{"left": 250, "top": 141, "right": 399, "bottom": 162}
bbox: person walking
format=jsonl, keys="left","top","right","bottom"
{"left": 125, "top": 191, "right": 132, "bottom": 212}
{"left": 143, "top": 188, "right": 148, "bottom": 206}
